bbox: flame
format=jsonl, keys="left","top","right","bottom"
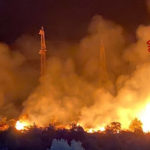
{"left": 87, "top": 127, "right": 105, "bottom": 133}
{"left": 15, "top": 120, "right": 30, "bottom": 130}
{"left": 138, "top": 103, "right": 150, "bottom": 132}
{"left": 15, "top": 101, "right": 150, "bottom": 133}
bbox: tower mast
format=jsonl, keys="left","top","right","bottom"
{"left": 39, "top": 26, "right": 47, "bottom": 76}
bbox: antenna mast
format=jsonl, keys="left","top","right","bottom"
{"left": 39, "top": 26, "right": 47, "bottom": 76}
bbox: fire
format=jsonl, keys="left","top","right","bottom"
{"left": 14, "top": 101, "right": 150, "bottom": 133}
{"left": 15, "top": 120, "right": 30, "bottom": 130}
{"left": 87, "top": 127, "right": 105, "bottom": 133}
{"left": 138, "top": 103, "right": 150, "bottom": 132}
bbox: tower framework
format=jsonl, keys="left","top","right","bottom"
{"left": 39, "top": 26, "right": 47, "bottom": 76}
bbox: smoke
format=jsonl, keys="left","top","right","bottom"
{"left": 0, "top": 15, "right": 150, "bottom": 130}
{"left": 21, "top": 16, "right": 128, "bottom": 127}
{"left": 20, "top": 16, "right": 150, "bottom": 129}
{"left": 0, "top": 43, "right": 32, "bottom": 119}
{"left": 0, "top": 34, "right": 41, "bottom": 121}
{"left": 79, "top": 24, "right": 150, "bottom": 129}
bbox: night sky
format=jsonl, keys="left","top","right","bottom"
{"left": 0, "top": 0, "right": 149, "bottom": 44}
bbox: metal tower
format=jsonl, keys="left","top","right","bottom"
{"left": 39, "top": 26, "right": 47, "bottom": 76}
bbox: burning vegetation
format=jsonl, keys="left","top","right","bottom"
{"left": 0, "top": 123, "right": 150, "bottom": 150}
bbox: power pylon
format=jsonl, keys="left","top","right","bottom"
{"left": 39, "top": 26, "right": 47, "bottom": 76}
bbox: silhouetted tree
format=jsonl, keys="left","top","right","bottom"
{"left": 129, "top": 118, "right": 143, "bottom": 134}
{"left": 0, "top": 123, "right": 150, "bottom": 150}
{"left": 105, "top": 122, "right": 121, "bottom": 134}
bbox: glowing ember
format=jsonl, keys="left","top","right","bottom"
{"left": 15, "top": 120, "right": 30, "bottom": 130}
{"left": 138, "top": 103, "right": 150, "bottom": 132}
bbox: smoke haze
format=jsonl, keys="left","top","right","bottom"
{"left": 0, "top": 15, "right": 150, "bottom": 130}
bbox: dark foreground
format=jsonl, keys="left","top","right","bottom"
{"left": 0, "top": 125, "right": 150, "bottom": 150}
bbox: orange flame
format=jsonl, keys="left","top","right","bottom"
{"left": 15, "top": 101, "right": 150, "bottom": 133}
{"left": 15, "top": 120, "right": 30, "bottom": 130}
{"left": 138, "top": 102, "right": 150, "bottom": 132}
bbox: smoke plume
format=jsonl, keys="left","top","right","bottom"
{"left": 0, "top": 15, "right": 150, "bottom": 130}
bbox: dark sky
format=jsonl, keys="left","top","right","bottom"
{"left": 0, "top": 0, "right": 149, "bottom": 44}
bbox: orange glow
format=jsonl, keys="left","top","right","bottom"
{"left": 87, "top": 127, "right": 105, "bottom": 133}
{"left": 16, "top": 101, "right": 150, "bottom": 133}
{"left": 138, "top": 103, "right": 150, "bottom": 132}
{"left": 15, "top": 120, "right": 30, "bottom": 130}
